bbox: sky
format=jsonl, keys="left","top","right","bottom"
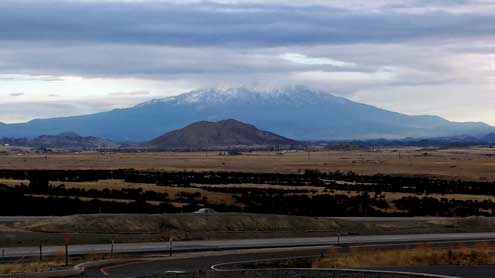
{"left": 0, "top": 0, "right": 494, "bottom": 124}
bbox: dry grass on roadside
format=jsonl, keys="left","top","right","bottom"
{"left": 313, "top": 243, "right": 495, "bottom": 268}
{"left": 0, "top": 261, "right": 67, "bottom": 274}
{"left": 0, "top": 252, "right": 67, "bottom": 274}
{"left": 0, "top": 252, "right": 110, "bottom": 274}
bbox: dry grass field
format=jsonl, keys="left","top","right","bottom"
{"left": 58, "top": 182, "right": 495, "bottom": 210}
{"left": 48, "top": 180, "right": 236, "bottom": 206}
{"left": 1, "top": 177, "right": 491, "bottom": 213}
{"left": 2, "top": 147, "right": 495, "bottom": 244}
{"left": 313, "top": 242, "right": 495, "bottom": 268}
{"left": 2, "top": 147, "right": 495, "bottom": 215}
{"left": 1, "top": 147, "right": 495, "bottom": 181}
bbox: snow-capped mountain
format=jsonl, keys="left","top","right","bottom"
{"left": 138, "top": 86, "right": 341, "bottom": 106}
{"left": 0, "top": 87, "right": 493, "bottom": 142}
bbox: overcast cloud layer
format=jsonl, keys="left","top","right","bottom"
{"left": 0, "top": 0, "right": 494, "bottom": 124}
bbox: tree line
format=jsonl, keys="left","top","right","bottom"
{"left": 2, "top": 169, "right": 495, "bottom": 217}
{"left": 2, "top": 181, "right": 495, "bottom": 217}
{"left": 2, "top": 169, "right": 495, "bottom": 196}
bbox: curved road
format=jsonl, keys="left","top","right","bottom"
{"left": 83, "top": 244, "right": 495, "bottom": 278}
{"left": 74, "top": 233, "right": 495, "bottom": 278}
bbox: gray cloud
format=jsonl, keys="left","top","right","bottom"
{"left": 0, "top": 0, "right": 492, "bottom": 81}
{"left": 0, "top": 0, "right": 494, "bottom": 124}
{"left": 108, "top": 91, "right": 151, "bottom": 96}
{"left": 0, "top": 0, "right": 491, "bottom": 83}
{"left": 0, "top": 1, "right": 494, "bottom": 47}
{"left": 9, "top": 93, "right": 24, "bottom": 97}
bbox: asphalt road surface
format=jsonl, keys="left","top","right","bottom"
{"left": 5, "top": 232, "right": 495, "bottom": 259}
{"left": 4, "top": 233, "right": 495, "bottom": 277}
{"left": 84, "top": 247, "right": 329, "bottom": 277}
{"left": 0, "top": 216, "right": 52, "bottom": 222}
{"left": 83, "top": 243, "right": 495, "bottom": 278}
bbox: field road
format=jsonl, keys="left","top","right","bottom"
{"left": 3, "top": 232, "right": 495, "bottom": 259}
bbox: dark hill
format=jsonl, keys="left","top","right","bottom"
{"left": 32, "top": 132, "right": 118, "bottom": 150}
{"left": 148, "top": 119, "right": 297, "bottom": 150}
{"left": 0, "top": 132, "right": 118, "bottom": 150}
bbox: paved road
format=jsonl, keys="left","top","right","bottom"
{"left": 4, "top": 232, "right": 495, "bottom": 259}
{"left": 0, "top": 216, "right": 52, "bottom": 222}
{"left": 83, "top": 242, "right": 495, "bottom": 278}
{"left": 84, "top": 247, "right": 329, "bottom": 277}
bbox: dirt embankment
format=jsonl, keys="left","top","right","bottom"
{"left": 18, "top": 214, "right": 495, "bottom": 238}
{"left": 22, "top": 213, "right": 354, "bottom": 237}
{"left": 3, "top": 214, "right": 495, "bottom": 247}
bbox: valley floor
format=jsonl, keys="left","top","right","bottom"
{"left": 1, "top": 147, "right": 495, "bottom": 181}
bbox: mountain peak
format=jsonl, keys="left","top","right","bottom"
{"left": 218, "top": 118, "right": 245, "bottom": 125}
{"left": 136, "top": 86, "right": 342, "bottom": 108}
